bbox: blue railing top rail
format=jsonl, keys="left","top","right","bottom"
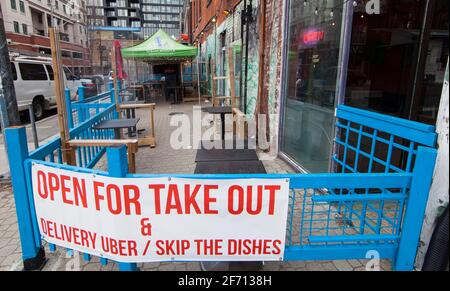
{"left": 27, "top": 103, "right": 115, "bottom": 161}
{"left": 336, "top": 105, "right": 437, "bottom": 147}
{"left": 27, "top": 158, "right": 414, "bottom": 190}
{"left": 28, "top": 137, "right": 61, "bottom": 161}
{"left": 69, "top": 104, "right": 115, "bottom": 137}
{"left": 72, "top": 91, "right": 111, "bottom": 105}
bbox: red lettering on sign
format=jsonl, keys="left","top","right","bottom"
{"left": 37, "top": 170, "right": 49, "bottom": 199}
{"left": 228, "top": 239, "right": 282, "bottom": 256}
{"left": 246, "top": 185, "right": 263, "bottom": 215}
{"left": 303, "top": 30, "right": 324, "bottom": 44}
{"left": 73, "top": 178, "right": 87, "bottom": 208}
{"left": 60, "top": 175, "right": 73, "bottom": 205}
{"left": 123, "top": 185, "right": 141, "bottom": 215}
{"left": 101, "top": 236, "right": 137, "bottom": 256}
{"left": 184, "top": 184, "right": 201, "bottom": 214}
{"left": 93, "top": 181, "right": 105, "bottom": 211}
{"left": 48, "top": 172, "right": 59, "bottom": 200}
{"left": 265, "top": 185, "right": 280, "bottom": 215}
{"left": 149, "top": 184, "right": 165, "bottom": 214}
{"left": 166, "top": 184, "right": 182, "bottom": 214}
{"left": 155, "top": 240, "right": 190, "bottom": 256}
{"left": 228, "top": 185, "right": 244, "bottom": 215}
{"left": 204, "top": 185, "right": 218, "bottom": 214}
{"left": 106, "top": 184, "right": 122, "bottom": 215}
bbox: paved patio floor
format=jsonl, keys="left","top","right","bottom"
{"left": 0, "top": 100, "right": 391, "bottom": 271}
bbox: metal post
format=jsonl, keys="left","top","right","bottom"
{"left": 243, "top": 0, "right": 251, "bottom": 114}
{"left": 108, "top": 81, "right": 114, "bottom": 103}
{"left": 28, "top": 104, "right": 39, "bottom": 149}
{"left": 65, "top": 88, "right": 74, "bottom": 129}
{"left": 394, "top": 146, "right": 438, "bottom": 271}
{"left": 197, "top": 49, "right": 201, "bottom": 105}
{"left": 107, "top": 146, "right": 138, "bottom": 271}
{"left": 4, "top": 127, "right": 45, "bottom": 270}
{"left": 77, "top": 86, "right": 86, "bottom": 123}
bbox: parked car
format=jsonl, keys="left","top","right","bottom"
{"left": 80, "top": 77, "right": 99, "bottom": 98}
{"left": 81, "top": 75, "right": 104, "bottom": 88}
{"left": 10, "top": 55, "right": 82, "bottom": 120}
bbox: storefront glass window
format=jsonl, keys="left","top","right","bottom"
{"left": 344, "top": 0, "right": 448, "bottom": 125}
{"left": 340, "top": 0, "right": 448, "bottom": 173}
{"left": 345, "top": 0, "right": 423, "bottom": 118}
{"left": 414, "top": 0, "right": 449, "bottom": 124}
{"left": 281, "top": 0, "right": 345, "bottom": 172}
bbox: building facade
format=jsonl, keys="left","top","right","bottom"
{"left": 186, "top": 0, "right": 449, "bottom": 174}
{"left": 186, "top": 0, "right": 449, "bottom": 270}
{"left": 86, "top": 0, "right": 183, "bottom": 37}
{"left": 1, "top": 0, "right": 90, "bottom": 75}
{"left": 186, "top": 0, "right": 260, "bottom": 113}
{"left": 86, "top": 0, "right": 183, "bottom": 75}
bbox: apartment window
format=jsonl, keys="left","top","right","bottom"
{"left": 19, "top": 0, "right": 25, "bottom": 13}
{"left": 10, "top": 0, "right": 17, "bottom": 10}
{"left": 22, "top": 23, "right": 27, "bottom": 35}
{"left": 13, "top": 21, "right": 20, "bottom": 33}
{"left": 117, "top": 9, "right": 128, "bottom": 17}
{"left": 61, "top": 50, "right": 71, "bottom": 58}
{"left": 72, "top": 52, "right": 83, "bottom": 59}
{"left": 55, "top": 1, "right": 59, "bottom": 10}
{"left": 63, "top": 4, "right": 67, "bottom": 14}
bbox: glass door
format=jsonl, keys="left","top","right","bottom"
{"left": 280, "top": 0, "right": 346, "bottom": 172}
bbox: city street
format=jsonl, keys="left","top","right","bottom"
{"left": 0, "top": 109, "right": 59, "bottom": 177}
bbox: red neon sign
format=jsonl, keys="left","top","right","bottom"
{"left": 303, "top": 30, "right": 325, "bottom": 44}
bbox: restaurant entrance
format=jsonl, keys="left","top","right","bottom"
{"left": 280, "top": 0, "right": 448, "bottom": 173}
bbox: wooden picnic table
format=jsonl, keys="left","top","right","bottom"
{"left": 93, "top": 118, "right": 140, "bottom": 140}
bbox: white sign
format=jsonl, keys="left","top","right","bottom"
{"left": 31, "top": 164, "right": 290, "bottom": 262}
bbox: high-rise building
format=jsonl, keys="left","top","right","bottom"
{"left": 86, "top": 0, "right": 183, "bottom": 37}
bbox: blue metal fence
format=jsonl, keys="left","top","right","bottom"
{"left": 4, "top": 103, "right": 438, "bottom": 271}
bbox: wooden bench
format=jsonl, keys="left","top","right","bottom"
{"left": 119, "top": 103, "right": 156, "bottom": 148}
{"left": 68, "top": 139, "right": 139, "bottom": 173}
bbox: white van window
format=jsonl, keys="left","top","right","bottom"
{"left": 10, "top": 62, "right": 17, "bottom": 80}
{"left": 63, "top": 67, "right": 74, "bottom": 80}
{"left": 46, "top": 65, "right": 54, "bottom": 80}
{"left": 19, "top": 63, "right": 48, "bottom": 81}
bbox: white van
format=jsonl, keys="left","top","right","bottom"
{"left": 10, "top": 56, "right": 82, "bottom": 120}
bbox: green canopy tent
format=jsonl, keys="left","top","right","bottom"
{"left": 121, "top": 29, "right": 200, "bottom": 103}
{"left": 121, "top": 29, "right": 198, "bottom": 62}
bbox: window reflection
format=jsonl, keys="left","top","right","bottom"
{"left": 282, "top": 0, "right": 344, "bottom": 173}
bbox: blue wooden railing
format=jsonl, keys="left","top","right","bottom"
{"left": 4, "top": 103, "right": 438, "bottom": 271}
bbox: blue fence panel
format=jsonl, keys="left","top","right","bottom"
{"left": 5, "top": 105, "right": 438, "bottom": 271}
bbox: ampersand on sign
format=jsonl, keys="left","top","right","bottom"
{"left": 140, "top": 218, "right": 152, "bottom": 236}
